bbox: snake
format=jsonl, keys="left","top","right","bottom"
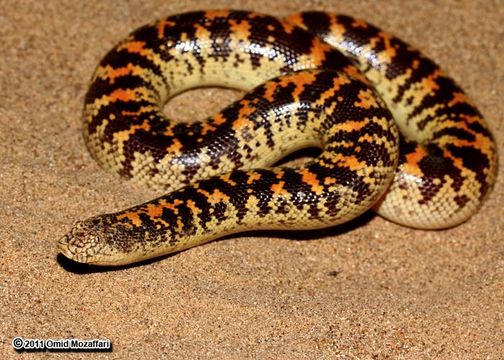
{"left": 58, "top": 10, "right": 497, "bottom": 266}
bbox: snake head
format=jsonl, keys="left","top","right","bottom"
{"left": 58, "top": 215, "right": 143, "bottom": 266}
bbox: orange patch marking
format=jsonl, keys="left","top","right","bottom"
{"left": 194, "top": 24, "right": 211, "bottom": 41}
{"left": 233, "top": 101, "right": 255, "bottom": 130}
{"left": 109, "top": 88, "right": 137, "bottom": 103}
{"left": 186, "top": 199, "right": 201, "bottom": 215}
{"left": 358, "top": 133, "right": 375, "bottom": 143}
{"left": 117, "top": 211, "right": 142, "bottom": 226}
{"left": 421, "top": 70, "right": 441, "bottom": 94}
{"left": 157, "top": 20, "right": 176, "bottom": 39}
{"left": 201, "top": 122, "right": 216, "bottom": 135}
{"left": 120, "top": 199, "right": 183, "bottom": 227}
{"left": 369, "top": 32, "right": 396, "bottom": 63}
{"left": 229, "top": 19, "right": 251, "bottom": 41}
{"left": 281, "top": 21, "right": 296, "bottom": 34}
{"left": 238, "top": 100, "right": 256, "bottom": 118}
{"left": 377, "top": 31, "right": 396, "bottom": 63}
{"left": 299, "top": 168, "right": 323, "bottom": 194}
{"left": 167, "top": 139, "right": 182, "bottom": 154}
{"left": 197, "top": 189, "right": 230, "bottom": 204}
{"left": 271, "top": 181, "right": 289, "bottom": 196}
{"left": 309, "top": 37, "right": 329, "bottom": 67}
{"left": 354, "top": 89, "right": 379, "bottom": 109}
{"left": 212, "top": 113, "right": 226, "bottom": 125}
{"left": 343, "top": 65, "right": 369, "bottom": 84}
{"left": 324, "top": 177, "right": 336, "bottom": 185}
{"left": 338, "top": 155, "right": 363, "bottom": 171}
{"left": 232, "top": 117, "right": 251, "bottom": 131}
{"left": 114, "top": 120, "right": 151, "bottom": 142}
{"left": 205, "top": 10, "right": 231, "bottom": 20}
{"left": 246, "top": 172, "right": 261, "bottom": 184}
{"left": 333, "top": 117, "right": 370, "bottom": 133}
{"left": 164, "top": 199, "right": 183, "bottom": 212}
{"left": 283, "top": 13, "right": 304, "bottom": 28}
{"left": 121, "top": 105, "right": 155, "bottom": 117}
{"left": 460, "top": 114, "right": 481, "bottom": 125}
{"left": 352, "top": 19, "right": 369, "bottom": 28}
{"left": 118, "top": 41, "right": 152, "bottom": 57}
{"left": 149, "top": 200, "right": 177, "bottom": 218}
{"left": 404, "top": 146, "right": 428, "bottom": 177}
{"left": 145, "top": 203, "right": 164, "bottom": 218}
{"left": 448, "top": 92, "right": 469, "bottom": 107}
{"left": 163, "top": 126, "right": 174, "bottom": 136}
{"left": 100, "top": 64, "right": 142, "bottom": 84}
{"left": 176, "top": 218, "right": 184, "bottom": 231}
{"left": 263, "top": 82, "right": 278, "bottom": 102}
{"left": 329, "top": 15, "right": 346, "bottom": 36}
{"left": 219, "top": 173, "right": 237, "bottom": 186}
{"left": 443, "top": 149, "right": 464, "bottom": 170}
{"left": 279, "top": 72, "right": 317, "bottom": 101}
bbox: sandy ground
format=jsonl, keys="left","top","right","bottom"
{"left": 1, "top": 0, "right": 503, "bottom": 358}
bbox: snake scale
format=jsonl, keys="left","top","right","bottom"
{"left": 58, "top": 10, "right": 497, "bottom": 266}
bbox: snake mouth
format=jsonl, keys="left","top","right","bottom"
{"left": 57, "top": 235, "right": 73, "bottom": 258}
{"left": 57, "top": 235, "right": 86, "bottom": 263}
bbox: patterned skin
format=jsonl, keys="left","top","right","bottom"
{"left": 58, "top": 10, "right": 497, "bottom": 266}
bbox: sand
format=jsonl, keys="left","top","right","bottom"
{"left": 1, "top": 0, "right": 503, "bottom": 358}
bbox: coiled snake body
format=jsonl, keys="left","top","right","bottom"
{"left": 59, "top": 10, "right": 497, "bottom": 266}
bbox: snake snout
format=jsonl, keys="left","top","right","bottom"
{"left": 58, "top": 215, "right": 149, "bottom": 266}
{"left": 57, "top": 233, "right": 73, "bottom": 258}
{"left": 57, "top": 217, "right": 111, "bottom": 264}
